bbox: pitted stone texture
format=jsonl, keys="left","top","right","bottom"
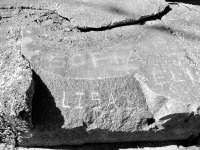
{"left": 151, "top": 3, "right": 200, "bottom": 119}
{"left": 21, "top": 26, "right": 148, "bottom": 79}
{"left": 20, "top": 69, "right": 153, "bottom": 146}
{"left": 19, "top": 23, "right": 200, "bottom": 146}
{"left": 21, "top": 25, "right": 200, "bottom": 106}
{"left": 41, "top": 72, "right": 149, "bottom": 128}
{"left": 1, "top": 0, "right": 168, "bottom": 28}
{"left": 55, "top": 0, "right": 167, "bottom": 28}
{"left": 0, "top": 26, "right": 34, "bottom": 144}
{"left": 0, "top": 27, "right": 33, "bottom": 116}
{"left": 1, "top": 0, "right": 200, "bottom": 147}
{"left": 161, "top": 3, "right": 200, "bottom": 72}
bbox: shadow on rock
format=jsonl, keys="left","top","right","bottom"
{"left": 160, "top": 113, "right": 200, "bottom": 147}
{"left": 166, "top": 0, "right": 200, "bottom": 5}
{"left": 147, "top": 25, "right": 200, "bottom": 42}
{"left": 27, "top": 70, "right": 200, "bottom": 149}
{"left": 64, "top": 0, "right": 133, "bottom": 16}
{"left": 43, "top": 113, "right": 200, "bottom": 150}
{"left": 32, "top": 70, "right": 64, "bottom": 131}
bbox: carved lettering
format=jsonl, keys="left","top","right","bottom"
{"left": 91, "top": 52, "right": 108, "bottom": 68}
{"left": 62, "top": 91, "right": 70, "bottom": 108}
{"left": 111, "top": 52, "right": 130, "bottom": 72}
{"left": 184, "top": 68, "right": 195, "bottom": 85}
{"left": 113, "top": 52, "right": 126, "bottom": 65}
{"left": 91, "top": 92, "right": 101, "bottom": 109}
{"left": 75, "top": 92, "right": 84, "bottom": 108}
{"left": 50, "top": 56, "right": 66, "bottom": 68}
{"left": 108, "top": 93, "right": 117, "bottom": 108}
{"left": 170, "top": 70, "right": 184, "bottom": 82}
{"left": 70, "top": 54, "right": 85, "bottom": 67}
{"left": 125, "top": 51, "right": 141, "bottom": 72}
{"left": 127, "top": 51, "right": 141, "bottom": 65}
{"left": 152, "top": 69, "right": 167, "bottom": 86}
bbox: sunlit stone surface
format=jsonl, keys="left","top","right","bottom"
{"left": 19, "top": 25, "right": 200, "bottom": 146}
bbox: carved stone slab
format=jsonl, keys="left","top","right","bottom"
{"left": 21, "top": 26, "right": 200, "bottom": 105}
{"left": 20, "top": 25, "right": 200, "bottom": 146}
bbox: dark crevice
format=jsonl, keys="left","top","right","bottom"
{"left": 184, "top": 112, "right": 196, "bottom": 123}
{"left": 0, "top": 6, "right": 48, "bottom": 11}
{"left": 82, "top": 121, "right": 88, "bottom": 128}
{"left": 18, "top": 110, "right": 29, "bottom": 121}
{"left": 56, "top": 13, "right": 71, "bottom": 22}
{"left": 1, "top": 16, "right": 12, "bottom": 19}
{"left": 167, "top": 1, "right": 200, "bottom": 13}
{"left": 182, "top": 133, "right": 200, "bottom": 147}
{"left": 166, "top": 0, "right": 200, "bottom": 6}
{"left": 21, "top": 139, "right": 198, "bottom": 149}
{"left": 77, "top": 5, "right": 172, "bottom": 32}
{"left": 0, "top": 5, "right": 172, "bottom": 33}
{"left": 167, "top": 2, "right": 180, "bottom": 5}
{"left": 31, "top": 68, "right": 65, "bottom": 130}
{"left": 19, "top": 6, "right": 48, "bottom": 11}
{"left": 147, "top": 118, "right": 155, "bottom": 126}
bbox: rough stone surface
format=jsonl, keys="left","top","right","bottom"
{"left": 0, "top": 0, "right": 200, "bottom": 148}
{"left": 19, "top": 14, "right": 200, "bottom": 147}
{"left": 1, "top": 0, "right": 167, "bottom": 28}
{"left": 0, "top": 23, "right": 34, "bottom": 145}
{"left": 162, "top": 2, "right": 200, "bottom": 72}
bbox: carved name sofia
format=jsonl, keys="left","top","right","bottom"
{"left": 39, "top": 49, "right": 147, "bottom": 79}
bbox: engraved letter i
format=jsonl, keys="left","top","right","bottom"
{"left": 62, "top": 91, "right": 70, "bottom": 108}
{"left": 76, "top": 92, "right": 84, "bottom": 109}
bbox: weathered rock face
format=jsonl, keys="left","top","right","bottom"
{"left": 1, "top": 0, "right": 168, "bottom": 28}
{"left": 20, "top": 24, "right": 200, "bottom": 146}
{"left": 1, "top": 0, "right": 200, "bottom": 148}
{"left": 0, "top": 25, "right": 34, "bottom": 145}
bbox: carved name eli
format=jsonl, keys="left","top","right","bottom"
{"left": 149, "top": 54, "right": 200, "bottom": 87}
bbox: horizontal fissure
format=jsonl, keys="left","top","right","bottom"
{"left": 77, "top": 5, "right": 172, "bottom": 32}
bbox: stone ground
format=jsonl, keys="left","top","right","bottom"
{"left": 1, "top": 0, "right": 200, "bottom": 149}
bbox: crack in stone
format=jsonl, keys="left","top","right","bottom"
{"left": 168, "top": 2, "right": 200, "bottom": 13}
{"left": 0, "top": 5, "right": 172, "bottom": 33}
{"left": 0, "top": 6, "right": 48, "bottom": 11}
{"left": 76, "top": 5, "right": 172, "bottom": 32}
